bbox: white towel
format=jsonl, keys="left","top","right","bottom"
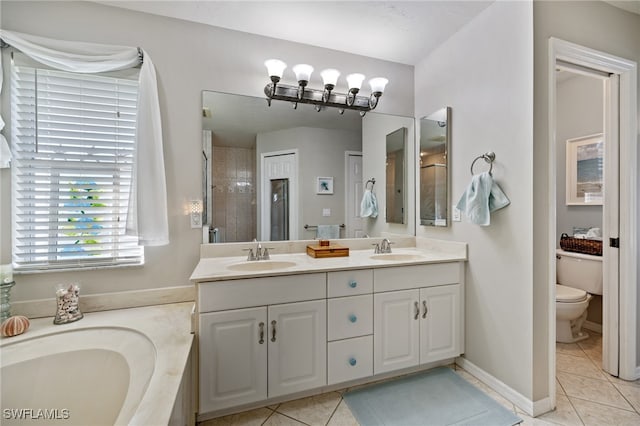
{"left": 317, "top": 225, "right": 340, "bottom": 239}
{"left": 456, "top": 172, "right": 510, "bottom": 226}
{"left": 360, "top": 189, "right": 379, "bottom": 218}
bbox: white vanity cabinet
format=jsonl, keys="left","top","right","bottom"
{"left": 373, "top": 263, "right": 463, "bottom": 375}
{"left": 195, "top": 259, "right": 465, "bottom": 419}
{"left": 199, "top": 307, "right": 267, "bottom": 413}
{"left": 198, "top": 274, "right": 327, "bottom": 413}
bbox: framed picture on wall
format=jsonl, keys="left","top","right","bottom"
{"left": 316, "top": 177, "right": 334, "bottom": 195}
{"left": 566, "top": 133, "right": 604, "bottom": 205}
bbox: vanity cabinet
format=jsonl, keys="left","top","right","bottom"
{"left": 196, "top": 261, "right": 464, "bottom": 419}
{"left": 199, "top": 307, "right": 267, "bottom": 412}
{"left": 373, "top": 263, "right": 462, "bottom": 375}
{"left": 198, "top": 274, "right": 327, "bottom": 413}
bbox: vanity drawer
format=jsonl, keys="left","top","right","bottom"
{"left": 327, "top": 269, "right": 373, "bottom": 297}
{"left": 327, "top": 294, "right": 373, "bottom": 341}
{"left": 328, "top": 335, "right": 373, "bottom": 385}
{"left": 327, "top": 295, "right": 373, "bottom": 341}
{"left": 198, "top": 273, "right": 326, "bottom": 312}
{"left": 374, "top": 263, "right": 461, "bottom": 292}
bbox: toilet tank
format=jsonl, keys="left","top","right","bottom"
{"left": 556, "top": 249, "right": 603, "bottom": 295}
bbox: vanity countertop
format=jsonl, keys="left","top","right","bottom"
{"left": 190, "top": 245, "right": 466, "bottom": 283}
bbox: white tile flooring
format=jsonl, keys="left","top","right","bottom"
{"left": 199, "top": 332, "right": 640, "bottom": 426}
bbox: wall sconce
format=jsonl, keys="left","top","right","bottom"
{"left": 264, "top": 59, "right": 388, "bottom": 116}
{"left": 189, "top": 199, "right": 203, "bottom": 229}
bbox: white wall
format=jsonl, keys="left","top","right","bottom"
{"left": 414, "top": 1, "right": 534, "bottom": 399}
{"left": 556, "top": 74, "right": 603, "bottom": 242}
{"left": 533, "top": 0, "right": 640, "bottom": 390}
{"left": 0, "top": 1, "right": 414, "bottom": 302}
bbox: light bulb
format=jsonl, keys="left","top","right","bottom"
{"left": 321, "top": 68, "right": 340, "bottom": 87}
{"left": 346, "top": 73, "right": 365, "bottom": 91}
{"left": 264, "top": 59, "right": 287, "bottom": 80}
{"left": 293, "top": 64, "right": 314, "bottom": 84}
{"left": 369, "top": 77, "right": 389, "bottom": 94}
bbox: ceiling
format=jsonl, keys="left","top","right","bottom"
{"left": 94, "top": 1, "right": 494, "bottom": 65}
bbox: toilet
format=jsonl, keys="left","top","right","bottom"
{"left": 556, "top": 248, "right": 603, "bottom": 343}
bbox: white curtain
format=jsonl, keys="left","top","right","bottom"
{"left": 0, "top": 30, "right": 169, "bottom": 246}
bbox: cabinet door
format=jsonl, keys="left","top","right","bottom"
{"left": 419, "top": 284, "right": 461, "bottom": 364}
{"left": 374, "top": 289, "right": 420, "bottom": 374}
{"left": 199, "top": 307, "right": 267, "bottom": 413}
{"left": 268, "top": 300, "right": 327, "bottom": 398}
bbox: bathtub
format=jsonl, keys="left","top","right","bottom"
{"left": 0, "top": 303, "right": 194, "bottom": 426}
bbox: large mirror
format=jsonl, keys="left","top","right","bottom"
{"left": 419, "top": 107, "right": 451, "bottom": 227}
{"left": 202, "top": 90, "right": 415, "bottom": 243}
{"left": 385, "top": 127, "right": 406, "bottom": 224}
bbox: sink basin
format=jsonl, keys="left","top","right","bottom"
{"left": 370, "top": 253, "right": 425, "bottom": 262}
{"left": 227, "top": 260, "right": 297, "bottom": 272}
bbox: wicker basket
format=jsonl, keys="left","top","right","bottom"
{"left": 559, "top": 233, "right": 602, "bottom": 256}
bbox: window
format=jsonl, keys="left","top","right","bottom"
{"left": 11, "top": 59, "right": 143, "bottom": 271}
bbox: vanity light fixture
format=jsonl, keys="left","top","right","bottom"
{"left": 263, "top": 59, "right": 388, "bottom": 116}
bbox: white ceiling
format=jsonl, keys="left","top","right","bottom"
{"left": 94, "top": 1, "right": 494, "bottom": 65}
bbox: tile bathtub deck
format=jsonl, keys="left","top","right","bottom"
{"left": 199, "top": 333, "right": 640, "bottom": 426}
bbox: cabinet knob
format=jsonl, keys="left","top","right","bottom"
{"left": 349, "top": 280, "right": 357, "bottom": 288}
{"left": 349, "top": 314, "right": 357, "bottom": 323}
{"left": 349, "top": 357, "right": 357, "bottom": 366}
{"left": 422, "top": 301, "right": 428, "bottom": 319}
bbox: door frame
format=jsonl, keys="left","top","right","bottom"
{"left": 547, "top": 37, "right": 638, "bottom": 407}
{"left": 344, "top": 150, "right": 363, "bottom": 238}
{"left": 260, "top": 149, "right": 299, "bottom": 241}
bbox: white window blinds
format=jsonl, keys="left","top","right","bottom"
{"left": 11, "top": 63, "right": 143, "bottom": 271}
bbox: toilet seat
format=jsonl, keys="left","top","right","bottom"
{"left": 556, "top": 284, "right": 588, "bottom": 303}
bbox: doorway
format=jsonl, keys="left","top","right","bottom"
{"left": 261, "top": 150, "right": 299, "bottom": 241}
{"left": 548, "top": 38, "right": 638, "bottom": 409}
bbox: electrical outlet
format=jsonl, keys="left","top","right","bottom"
{"left": 322, "top": 208, "right": 331, "bottom": 217}
{"left": 452, "top": 206, "right": 461, "bottom": 222}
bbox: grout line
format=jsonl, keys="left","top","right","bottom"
{"left": 559, "top": 392, "right": 586, "bottom": 426}
{"left": 272, "top": 410, "right": 311, "bottom": 426}
{"left": 324, "top": 396, "right": 344, "bottom": 426}
{"left": 261, "top": 409, "right": 277, "bottom": 426}
{"left": 566, "top": 395, "right": 637, "bottom": 413}
{"left": 609, "top": 383, "right": 640, "bottom": 416}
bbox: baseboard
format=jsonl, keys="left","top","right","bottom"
{"left": 584, "top": 320, "right": 603, "bottom": 334}
{"left": 455, "top": 357, "right": 553, "bottom": 417}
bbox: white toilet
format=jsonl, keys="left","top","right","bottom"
{"left": 556, "top": 248, "right": 603, "bottom": 343}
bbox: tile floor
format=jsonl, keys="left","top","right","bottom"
{"left": 199, "top": 332, "right": 640, "bottom": 426}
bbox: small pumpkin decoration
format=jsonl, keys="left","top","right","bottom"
{"left": 1, "top": 315, "right": 30, "bottom": 337}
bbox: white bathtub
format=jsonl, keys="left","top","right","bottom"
{"left": 0, "top": 303, "right": 194, "bottom": 426}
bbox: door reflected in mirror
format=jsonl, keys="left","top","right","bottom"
{"left": 420, "top": 107, "right": 451, "bottom": 227}
{"left": 386, "top": 127, "right": 406, "bottom": 224}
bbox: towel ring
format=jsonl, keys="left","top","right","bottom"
{"left": 365, "top": 178, "right": 376, "bottom": 190}
{"left": 470, "top": 152, "right": 496, "bottom": 176}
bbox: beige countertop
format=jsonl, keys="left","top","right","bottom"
{"left": 190, "top": 244, "right": 467, "bottom": 283}
{"left": 1, "top": 302, "right": 194, "bottom": 426}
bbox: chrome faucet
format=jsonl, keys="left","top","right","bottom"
{"left": 245, "top": 240, "right": 272, "bottom": 261}
{"left": 379, "top": 238, "right": 394, "bottom": 254}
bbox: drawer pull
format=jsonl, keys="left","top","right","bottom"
{"left": 349, "top": 314, "right": 357, "bottom": 323}
{"left": 349, "top": 280, "right": 358, "bottom": 288}
{"left": 422, "top": 301, "right": 428, "bottom": 319}
{"left": 349, "top": 357, "right": 357, "bottom": 366}
{"left": 259, "top": 322, "right": 265, "bottom": 344}
{"left": 414, "top": 301, "right": 420, "bottom": 320}
{"left": 271, "top": 320, "right": 277, "bottom": 342}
